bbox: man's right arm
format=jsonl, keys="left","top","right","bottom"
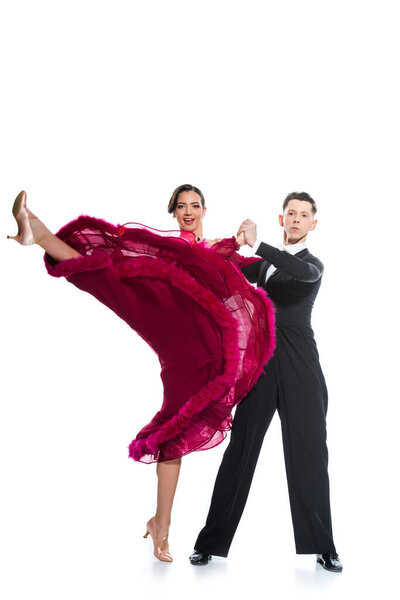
{"left": 240, "top": 259, "right": 263, "bottom": 283}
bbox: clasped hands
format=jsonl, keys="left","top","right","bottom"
{"left": 236, "top": 219, "right": 257, "bottom": 247}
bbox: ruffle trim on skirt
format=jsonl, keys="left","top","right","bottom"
{"left": 45, "top": 248, "right": 112, "bottom": 277}
{"left": 115, "top": 257, "right": 240, "bottom": 462}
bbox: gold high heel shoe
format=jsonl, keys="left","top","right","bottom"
{"left": 144, "top": 517, "right": 173, "bottom": 562}
{"left": 7, "top": 190, "right": 35, "bottom": 245}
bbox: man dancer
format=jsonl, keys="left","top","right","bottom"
{"left": 189, "top": 192, "right": 342, "bottom": 572}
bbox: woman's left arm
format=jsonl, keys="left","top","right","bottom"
{"left": 209, "top": 237, "right": 262, "bottom": 282}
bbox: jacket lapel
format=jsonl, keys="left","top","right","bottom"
{"left": 257, "top": 260, "right": 270, "bottom": 287}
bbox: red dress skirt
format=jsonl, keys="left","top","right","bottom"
{"left": 44, "top": 218, "right": 275, "bottom": 463}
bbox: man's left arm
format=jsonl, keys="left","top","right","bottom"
{"left": 238, "top": 218, "right": 323, "bottom": 283}
{"left": 255, "top": 242, "right": 323, "bottom": 283}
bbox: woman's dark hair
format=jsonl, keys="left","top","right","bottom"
{"left": 283, "top": 191, "right": 317, "bottom": 215}
{"left": 168, "top": 184, "right": 206, "bottom": 214}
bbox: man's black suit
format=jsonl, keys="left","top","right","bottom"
{"left": 194, "top": 242, "right": 336, "bottom": 556}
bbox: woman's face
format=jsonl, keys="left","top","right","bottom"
{"left": 173, "top": 191, "right": 206, "bottom": 234}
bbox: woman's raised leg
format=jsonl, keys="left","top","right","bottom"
{"left": 8, "top": 190, "right": 80, "bottom": 262}
{"left": 144, "top": 458, "right": 182, "bottom": 562}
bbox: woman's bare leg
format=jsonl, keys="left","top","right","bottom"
{"left": 145, "top": 458, "right": 182, "bottom": 562}
{"left": 156, "top": 458, "right": 181, "bottom": 528}
{"left": 8, "top": 191, "right": 80, "bottom": 262}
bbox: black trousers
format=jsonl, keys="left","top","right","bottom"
{"left": 194, "top": 325, "right": 336, "bottom": 556}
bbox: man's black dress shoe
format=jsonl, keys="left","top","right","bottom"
{"left": 189, "top": 550, "right": 212, "bottom": 565}
{"left": 316, "top": 552, "right": 343, "bottom": 572}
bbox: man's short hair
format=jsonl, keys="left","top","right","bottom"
{"left": 283, "top": 192, "right": 317, "bottom": 215}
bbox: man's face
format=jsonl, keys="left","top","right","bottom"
{"left": 279, "top": 199, "right": 317, "bottom": 244}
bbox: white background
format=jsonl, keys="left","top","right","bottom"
{"left": 1, "top": 1, "right": 398, "bottom": 599}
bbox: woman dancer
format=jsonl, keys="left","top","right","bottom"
{"left": 8, "top": 184, "right": 275, "bottom": 562}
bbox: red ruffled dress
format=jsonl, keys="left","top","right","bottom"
{"left": 44, "top": 218, "right": 275, "bottom": 463}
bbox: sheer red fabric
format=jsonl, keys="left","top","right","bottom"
{"left": 44, "top": 218, "right": 275, "bottom": 463}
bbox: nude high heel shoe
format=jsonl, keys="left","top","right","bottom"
{"left": 7, "top": 190, "right": 35, "bottom": 245}
{"left": 144, "top": 517, "right": 173, "bottom": 562}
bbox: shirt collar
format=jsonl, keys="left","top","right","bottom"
{"left": 278, "top": 241, "right": 308, "bottom": 255}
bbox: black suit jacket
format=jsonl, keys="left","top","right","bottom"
{"left": 241, "top": 242, "right": 324, "bottom": 328}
